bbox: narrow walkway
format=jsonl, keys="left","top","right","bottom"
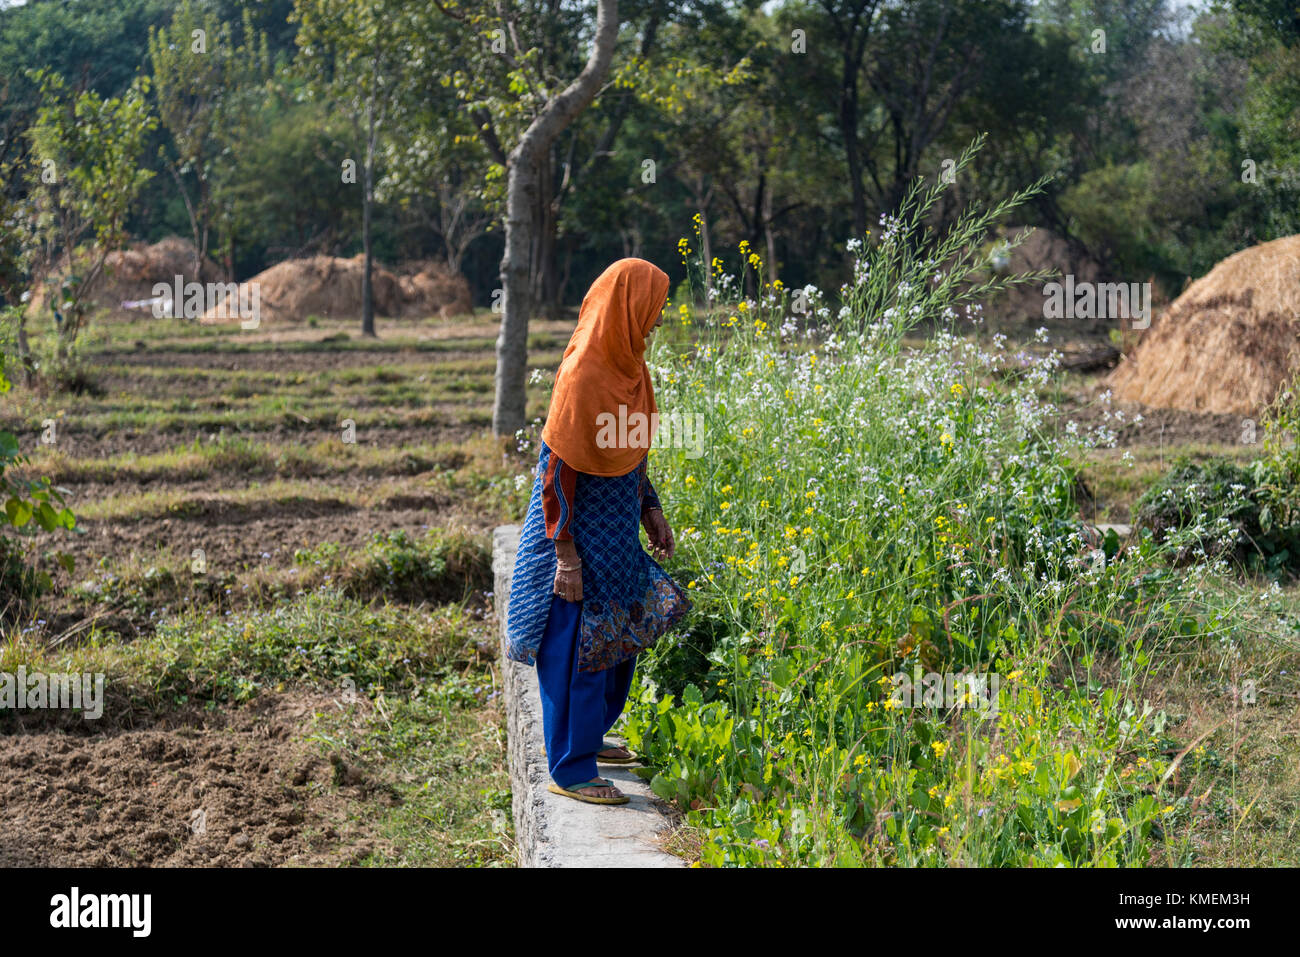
{"left": 493, "top": 525, "right": 685, "bottom": 867}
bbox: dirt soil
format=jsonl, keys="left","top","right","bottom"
{"left": 0, "top": 692, "right": 389, "bottom": 867}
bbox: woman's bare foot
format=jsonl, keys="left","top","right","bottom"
{"left": 598, "top": 744, "right": 632, "bottom": 760}
{"left": 572, "top": 778, "right": 622, "bottom": 799}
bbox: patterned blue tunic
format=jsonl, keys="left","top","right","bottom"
{"left": 505, "top": 441, "right": 690, "bottom": 672}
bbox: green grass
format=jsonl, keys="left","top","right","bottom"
{"left": 309, "top": 673, "right": 515, "bottom": 867}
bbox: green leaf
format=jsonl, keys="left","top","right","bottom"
{"left": 649, "top": 772, "right": 677, "bottom": 802}
{"left": 6, "top": 498, "right": 32, "bottom": 527}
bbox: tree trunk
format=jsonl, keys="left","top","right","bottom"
{"left": 763, "top": 187, "right": 778, "bottom": 285}
{"left": 492, "top": 0, "right": 620, "bottom": 438}
{"left": 361, "top": 99, "right": 377, "bottom": 338}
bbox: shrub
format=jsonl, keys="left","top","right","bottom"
{"left": 621, "top": 139, "right": 1237, "bottom": 867}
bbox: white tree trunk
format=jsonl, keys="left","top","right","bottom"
{"left": 492, "top": 0, "right": 620, "bottom": 438}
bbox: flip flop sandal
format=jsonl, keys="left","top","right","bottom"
{"left": 540, "top": 744, "right": 639, "bottom": 764}
{"left": 595, "top": 747, "right": 639, "bottom": 765}
{"left": 547, "top": 778, "right": 629, "bottom": 805}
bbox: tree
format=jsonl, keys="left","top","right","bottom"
{"left": 428, "top": 0, "right": 622, "bottom": 436}
{"left": 25, "top": 71, "right": 156, "bottom": 367}
{"left": 293, "top": 0, "right": 414, "bottom": 337}
{"left": 149, "top": 1, "right": 228, "bottom": 281}
{"left": 149, "top": 1, "right": 270, "bottom": 282}
{"left": 496, "top": 0, "right": 619, "bottom": 436}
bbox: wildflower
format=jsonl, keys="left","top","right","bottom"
{"left": 931, "top": 741, "right": 948, "bottom": 758}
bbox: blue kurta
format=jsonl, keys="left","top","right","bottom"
{"left": 505, "top": 440, "right": 690, "bottom": 672}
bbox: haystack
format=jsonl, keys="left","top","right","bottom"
{"left": 27, "top": 236, "right": 218, "bottom": 318}
{"left": 1108, "top": 235, "right": 1300, "bottom": 416}
{"left": 395, "top": 261, "right": 474, "bottom": 319}
{"left": 200, "top": 254, "right": 471, "bottom": 325}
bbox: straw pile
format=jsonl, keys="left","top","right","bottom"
{"left": 27, "top": 237, "right": 218, "bottom": 317}
{"left": 1108, "top": 235, "right": 1300, "bottom": 416}
{"left": 200, "top": 254, "right": 471, "bottom": 325}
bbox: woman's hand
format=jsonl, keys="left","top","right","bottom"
{"left": 643, "top": 507, "right": 675, "bottom": 561}
{"left": 554, "top": 540, "right": 583, "bottom": 602}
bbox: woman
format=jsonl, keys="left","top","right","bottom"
{"left": 505, "top": 257, "right": 690, "bottom": 805}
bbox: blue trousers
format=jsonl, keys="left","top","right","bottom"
{"left": 536, "top": 595, "right": 636, "bottom": 790}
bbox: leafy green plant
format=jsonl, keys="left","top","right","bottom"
{"left": 619, "top": 139, "right": 1242, "bottom": 867}
{"left": 0, "top": 346, "right": 77, "bottom": 615}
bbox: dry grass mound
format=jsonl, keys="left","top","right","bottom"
{"left": 200, "top": 255, "right": 472, "bottom": 325}
{"left": 1108, "top": 235, "right": 1300, "bottom": 416}
{"left": 27, "top": 236, "right": 218, "bottom": 318}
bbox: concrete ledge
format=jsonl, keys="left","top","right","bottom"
{"left": 494, "top": 525, "right": 685, "bottom": 868}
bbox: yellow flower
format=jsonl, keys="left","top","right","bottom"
{"left": 721, "top": 484, "right": 733, "bottom": 493}
{"left": 931, "top": 741, "right": 948, "bottom": 758}
{"left": 687, "top": 580, "right": 697, "bottom": 589}
{"left": 950, "top": 382, "right": 965, "bottom": 397}
{"left": 684, "top": 475, "right": 696, "bottom": 486}
{"left": 720, "top": 501, "right": 731, "bottom": 511}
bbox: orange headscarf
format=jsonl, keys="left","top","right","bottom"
{"left": 540, "top": 258, "right": 670, "bottom": 477}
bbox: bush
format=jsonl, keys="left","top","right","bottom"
{"left": 1132, "top": 457, "right": 1281, "bottom": 568}
{"left": 0, "top": 341, "right": 79, "bottom": 617}
{"left": 620, "top": 140, "right": 1236, "bottom": 867}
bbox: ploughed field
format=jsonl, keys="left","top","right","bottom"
{"left": 0, "top": 312, "right": 575, "bottom": 867}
